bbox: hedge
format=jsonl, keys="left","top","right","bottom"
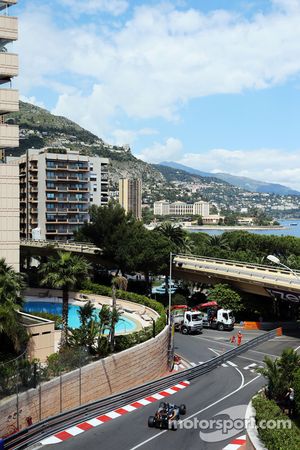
{"left": 80, "top": 280, "right": 167, "bottom": 337}
{"left": 252, "top": 395, "right": 300, "bottom": 450}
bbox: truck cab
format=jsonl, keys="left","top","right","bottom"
{"left": 171, "top": 307, "right": 203, "bottom": 334}
{"left": 199, "top": 302, "right": 235, "bottom": 331}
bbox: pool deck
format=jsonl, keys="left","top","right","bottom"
{"left": 24, "top": 288, "right": 160, "bottom": 335}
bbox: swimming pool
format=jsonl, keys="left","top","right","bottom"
{"left": 23, "top": 300, "right": 137, "bottom": 333}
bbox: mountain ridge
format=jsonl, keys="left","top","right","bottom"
{"left": 160, "top": 161, "right": 300, "bottom": 196}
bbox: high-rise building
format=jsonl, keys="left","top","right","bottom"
{"left": 0, "top": 0, "right": 19, "bottom": 270}
{"left": 15, "top": 149, "right": 109, "bottom": 240}
{"left": 119, "top": 178, "right": 142, "bottom": 220}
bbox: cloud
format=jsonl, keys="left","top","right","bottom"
{"left": 178, "top": 148, "right": 300, "bottom": 190}
{"left": 20, "top": 95, "right": 45, "bottom": 109}
{"left": 60, "top": 0, "right": 129, "bottom": 16}
{"left": 18, "top": 1, "right": 300, "bottom": 140}
{"left": 138, "top": 137, "right": 183, "bottom": 163}
{"left": 111, "top": 128, "right": 158, "bottom": 146}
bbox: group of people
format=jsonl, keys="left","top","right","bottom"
{"left": 230, "top": 331, "right": 243, "bottom": 346}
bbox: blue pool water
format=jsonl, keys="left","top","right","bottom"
{"left": 23, "top": 300, "right": 137, "bottom": 333}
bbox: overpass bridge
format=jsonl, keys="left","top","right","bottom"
{"left": 173, "top": 254, "right": 300, "bottom": 300}
{"left": 20, "top": 239, "right": 106, "bottom": 264}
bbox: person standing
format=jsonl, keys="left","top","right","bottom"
{"left": 237, "top": 331, "right": 243, "bottom": 346}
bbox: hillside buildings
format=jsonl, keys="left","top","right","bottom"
{"left": 154, "top": 200, "right": 210, "bottom": 217}
{"left": 119, "top": 178, "right": 142, "bottom": 220}
{"left": 0, "top": 0, "right": 19, "bottom": 270}
{"left": 13, "top": 149, "right": 109, "bottom": 240}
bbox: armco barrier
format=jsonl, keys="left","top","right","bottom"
{"left": 4, "top": 328, "right": 279, "bottom": 450}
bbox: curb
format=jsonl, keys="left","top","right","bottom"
{"left": 39, "top": 380, "right": 190, "bottom": 446}
{"left": 223, "top": 435, "right": 246, "bottom": 450}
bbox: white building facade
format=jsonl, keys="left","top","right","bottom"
{"left": 154, "top": 200, "right": 210, "bottom": 217}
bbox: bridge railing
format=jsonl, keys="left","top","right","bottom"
{"left": 174, "top": 253, "right": 300, "bottom": 283}
{"left": 20, "top": 239, "right": 101, "bottom": 253}
{"left": 3, "top": 328, "right": 278, "bottom": 449}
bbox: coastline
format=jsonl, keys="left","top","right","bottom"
{"left": 183, "top": 225, "right": 288, "bottom": 231}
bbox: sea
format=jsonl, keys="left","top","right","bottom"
{"left": 190, "top": 219, "right": 300, "bottom": 238}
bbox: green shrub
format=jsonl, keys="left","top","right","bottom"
{"left": 26, "top": 311, "right": 62, "bottom": 330}
{"left": 252, "top": 395, "right": 300, "bottom": 450}
{"left": 294, "top": 368, "right": 300, "bottom": 417}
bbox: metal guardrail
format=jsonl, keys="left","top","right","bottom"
{"left": 20, "top": 239, "right": 101, "bottom": 254}
{"left": 175, "top": 253, "right": 300, "bottom": 277}
{"left": 3, "top": 328, "right": 278, "bottom": 450}
{"left": 174, "top": 254, "right": 300, "bottom": 286}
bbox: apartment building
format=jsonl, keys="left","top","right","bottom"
{"left": 16, "top": 149, "right": 109, "bottom": 240}
{"left": 0, "top": 0, "right": 19, "bottom": 270}
{"left": 154, "top": 200, "right": 210, "bottom": 217}
{"left": 119, "top": 178, "right": 142, "bottom": 220}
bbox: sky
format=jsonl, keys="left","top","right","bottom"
{"left": 12, "top": 0, "right": 300, "bottom": 190}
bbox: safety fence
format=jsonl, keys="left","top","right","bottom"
{"left": 2, "top": 327, "right": 279, "bottom": 450}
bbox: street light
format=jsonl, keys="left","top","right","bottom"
{"left": 266, "top": 254, "right": 300, "bottom": 281}
{"left": 168, "top": 252, "right": 173, "bottom": 326}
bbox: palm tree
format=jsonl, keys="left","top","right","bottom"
{"left": 110, "top": 276, "right": 127, "bottom": 352}
{"left": 256, "top": 357, "right": 285, "bottom": 401}
{"left": 156, "top": 222, "right": 188, "bottom": 252}
{"left": 39, "top": 252, "right": 91, "bottom": 346}
{"left": 209, "top": 235, "right": 230, "bottom": 251}
{"left": 0, "top": 259, "right": 27, "bottom": 353}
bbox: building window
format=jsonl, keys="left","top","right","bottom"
{"left": 47, "top": 193, "right": 55, "bottom": 199}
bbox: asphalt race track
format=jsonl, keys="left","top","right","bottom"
{"left": 41, "top": 329, "right": 300, "bottom": 450}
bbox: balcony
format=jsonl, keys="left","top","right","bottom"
{"left": 0, "top": 123, "right": 18, "bottom": 147}
{"left": 0, "top": 1, "right": 17, "bottom": 11}
{"left": 0, "top": 15, "right": 17, "bottom": 41}
{"left": 0, "top": 52, "right": 18, "bottom": 81}
{"left": 0, "top": 88, "right": 18, "bottom": 113}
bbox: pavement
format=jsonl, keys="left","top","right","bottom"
{"left": 39, "top": 328, "right": 300, "bottom": 450}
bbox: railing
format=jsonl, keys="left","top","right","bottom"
{"left": 20, "top": 239, "right": 101, "bottom": 254}
{"left": 174, "top": 254, "right": 300, "bottom": 286}
{"left": 3, "top": 328, "right": 278, "bottom": 449}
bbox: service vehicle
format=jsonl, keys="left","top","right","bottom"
{"left": 148, "top": 402, "right": 186, "bottom": 430}
{"left": 198, "top": 301, "right": 234, "bottom": 331}
{"left": 171, "top": 305, "right": 203, "bottom": 334}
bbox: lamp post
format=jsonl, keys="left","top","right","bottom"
{"left": 168, "top": 252, "right": 173, "bottom": 326}
{"left": 266, "top": 255, "right": 300, "bottom": 282}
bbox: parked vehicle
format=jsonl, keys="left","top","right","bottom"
{"left": 171, "top": 305, "right": 203, "bottom": 334}
{"left": 198, "top": 301, "right": 234, "bottom": 331}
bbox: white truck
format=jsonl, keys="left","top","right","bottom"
{"left": 171, "top": 307, "right": 203, "bottom": 335}
{"left": 199, "top": 302, "right": 234, "bottom": 331}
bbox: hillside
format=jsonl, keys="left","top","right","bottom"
{"left": 5, "top": 101, "right": 300, "bottom": 216}
{"left": 160, "top": 161, "right": 300, "bottom": 196}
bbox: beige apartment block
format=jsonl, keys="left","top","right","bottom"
{"left": 119, "top": 178, "right": 142, "bottom": 220}
{"left": 17, "top": 148, "right": 109, "bottom": 240}
{"left": 0, "top": 163, "right": 19, "bottom": 270}
{"left": 0, "top": 0, "right": 19, "bottom": 270}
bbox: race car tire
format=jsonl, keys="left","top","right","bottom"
{"left": 148, "top": 416, "right": 156, "bottom": 427}
{"left": 171, "top": 420, "right": 178, "bottom": 430}
{"left": 179, "top": 404, "right": 186, "bottom": 415}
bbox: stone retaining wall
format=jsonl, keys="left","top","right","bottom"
{"left": 0, "top": 326, "right": 169, "bottom": 438}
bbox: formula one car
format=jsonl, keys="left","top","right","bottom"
{"left": 148, "top": 402, "right": 186, "bottom": 430}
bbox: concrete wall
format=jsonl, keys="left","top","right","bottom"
{"left": 19, "top": 312, "right": 55, "bottom": 362}
{"left": 0, "top": 325, "right": 169, "bottom": 437}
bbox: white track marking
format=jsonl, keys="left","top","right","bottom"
{"left": 129, "top": 375, "right": 260, "bottom": 450}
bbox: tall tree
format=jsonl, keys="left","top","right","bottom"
{"left": 0, "top": 259, "right": 27, "bottom": 354}
{"left": 156, "top": 222, "right": 189, "bottom": 253}
{"left": 110, "top": 276, "right": 127, "bottom": 352}
{"left": 39, "top": 252, "right": 91, "bottom": 345}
